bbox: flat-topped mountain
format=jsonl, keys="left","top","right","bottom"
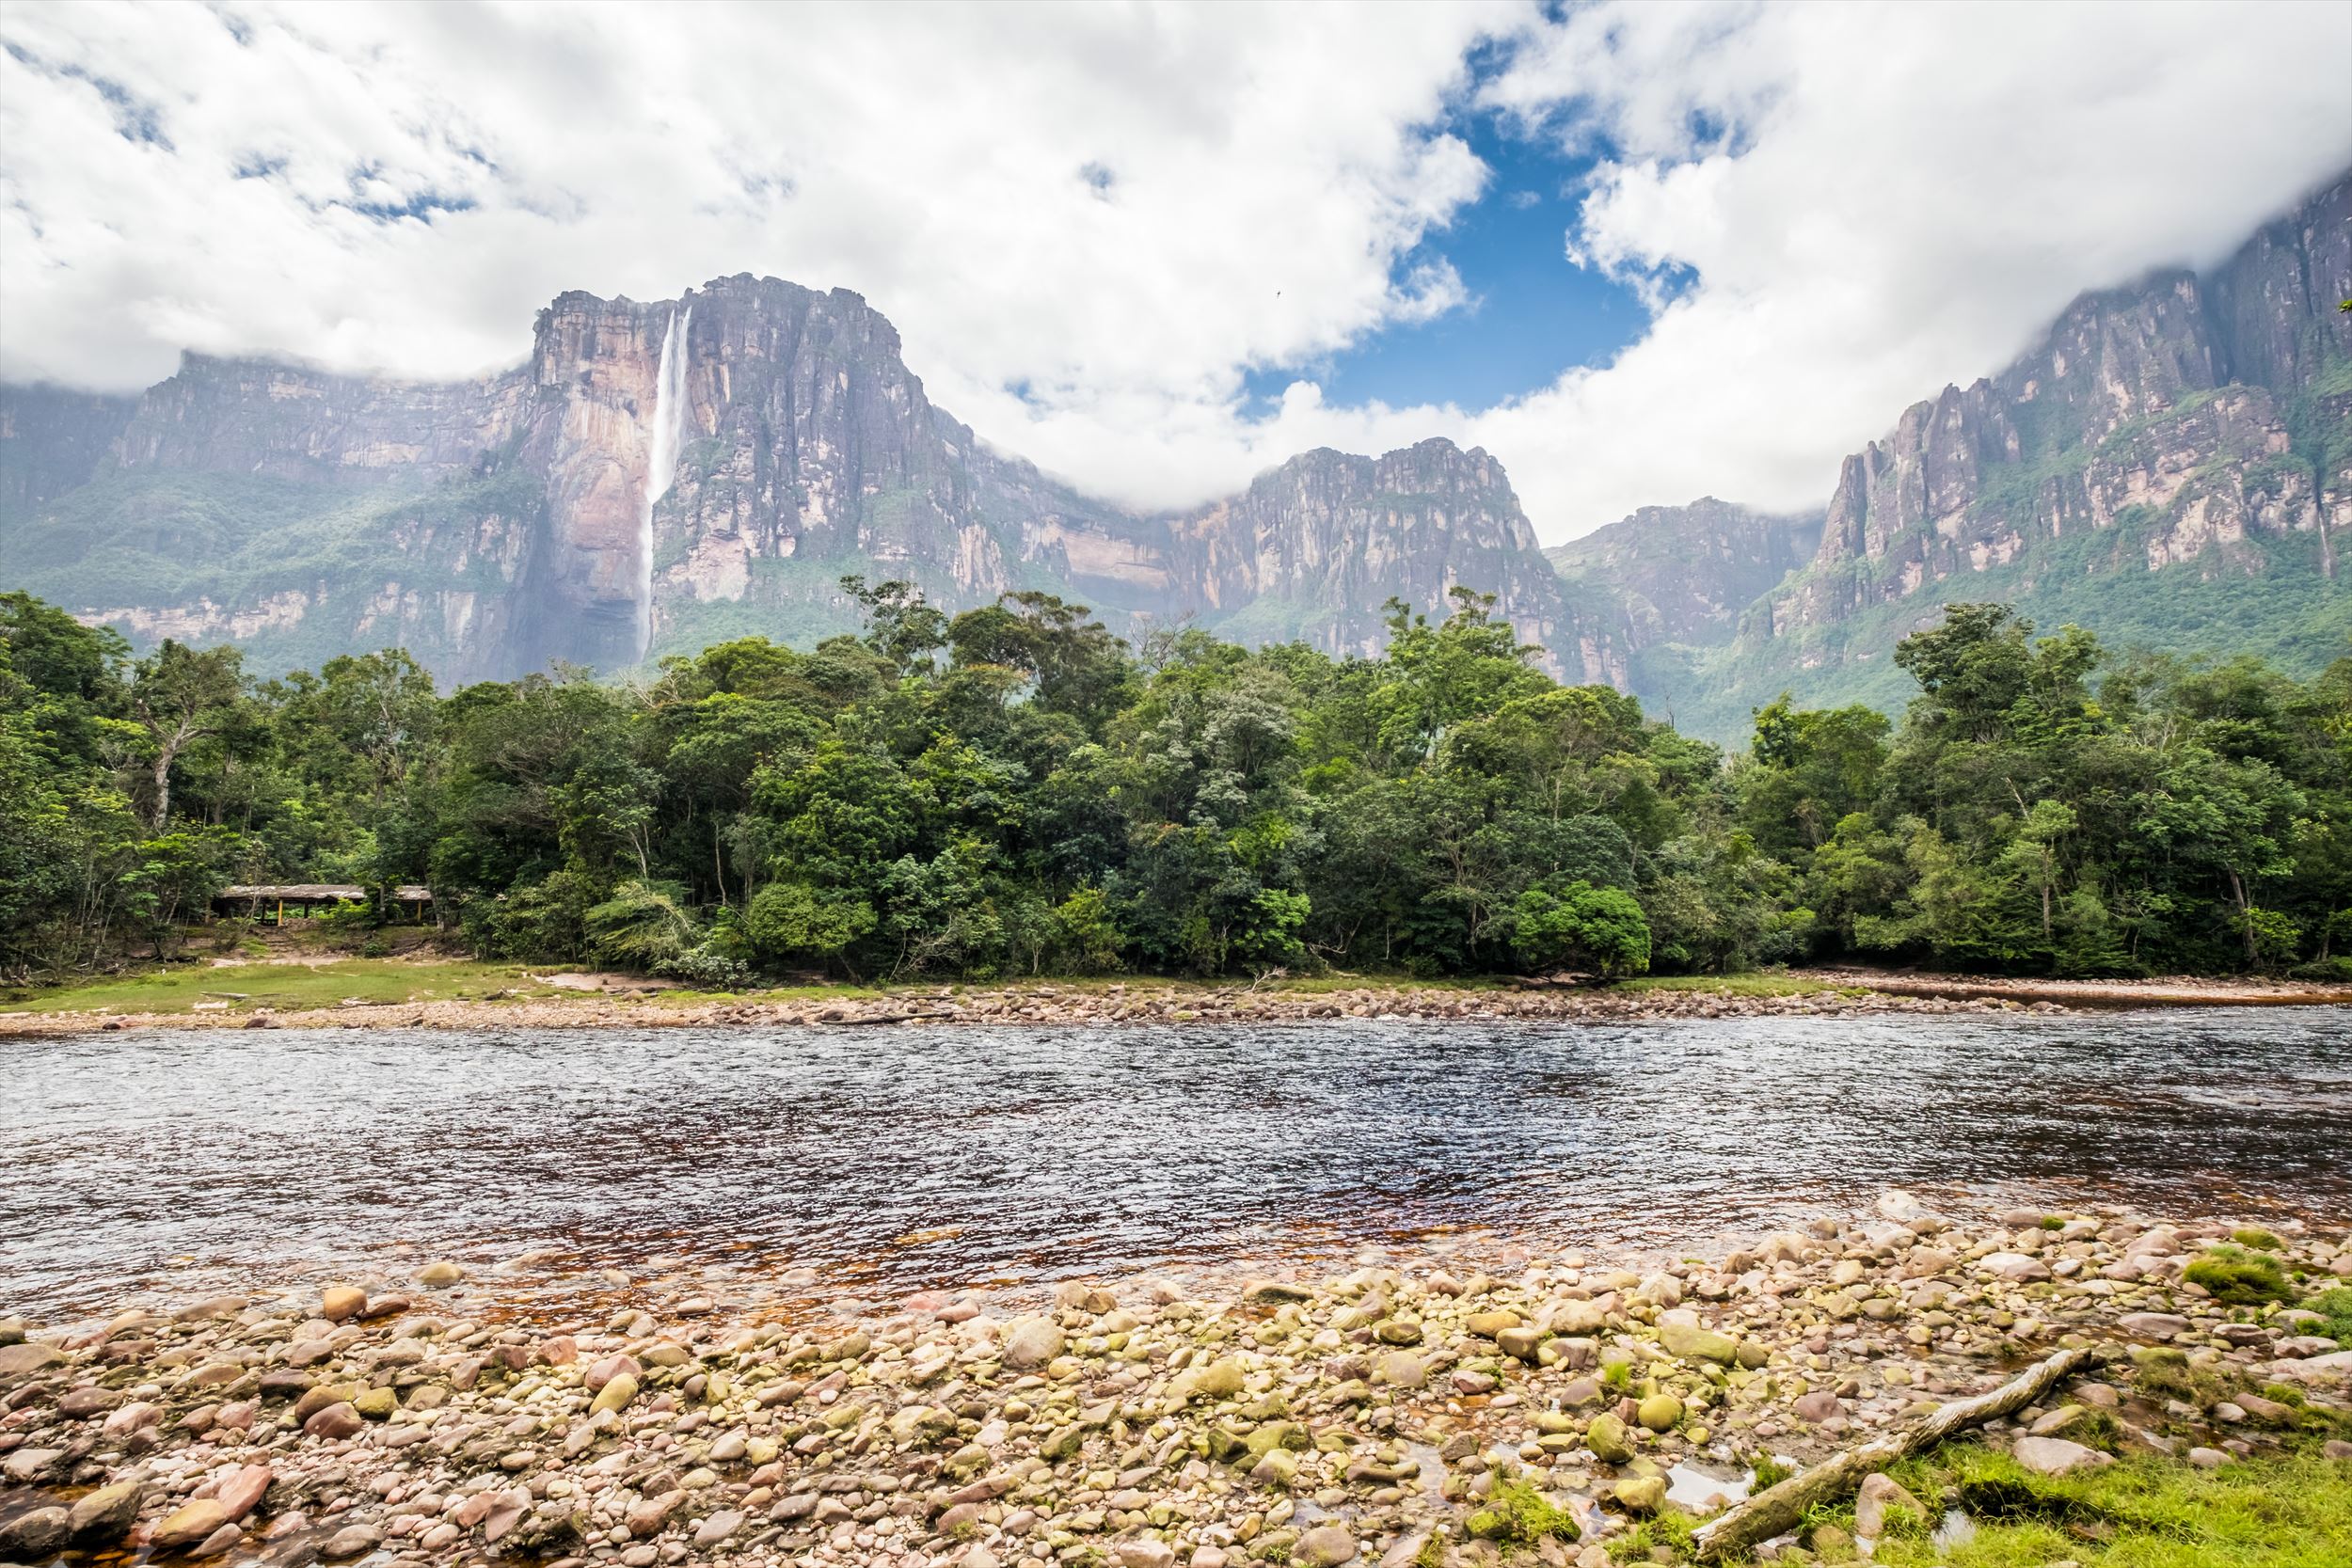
{"left": 0, "top": 277, "right": 1586, "bottom": 683}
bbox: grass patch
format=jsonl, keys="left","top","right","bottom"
{"left": 0, "top": 958, "right": 573, "bottom": 1016}
{"left": 1618, "top": 973, "right": 1843, "bottom": 998}
{"left": 2299, "top": 1287, "right": 2352, "bottom": 1349}
{"left": 2184, "top": 1245, "right": 2295, "bottom": 1306}
{"left": 1466, "top": 1468, "right": 1581, "bottom": 1546}
{"left": 1605, "top": 1508, "right": 1695, "bottom": 1562}
{"left": 1862, "top": 1441, "right": 2352, "bottom": 1568}
{"left": 2230, "top": 1227, "right": 2283, "bottom": 1251}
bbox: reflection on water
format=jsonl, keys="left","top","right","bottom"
{"left": 2, "top": 1007, "right": 2346, "bottom": 1318}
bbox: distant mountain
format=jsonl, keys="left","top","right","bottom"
{"left": 1621, "top": 170, "right": 2351, "bottom": 738}
{"left": 0, "top": 277, "right": 1585, "bottom": 684}
{"left": 8, "top": 172, "right": 2344, "bottom": 725}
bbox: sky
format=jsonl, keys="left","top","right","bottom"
{"left": 2, "top": 1, "right": 2347, "bottom": 541}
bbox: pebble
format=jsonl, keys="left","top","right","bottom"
{"left": 0, "top": 1194, "right": 2340, "bottom": 1568}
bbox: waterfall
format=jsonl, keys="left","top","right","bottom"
{"left": 637, "top": 303, "right": 692, "bottom": 661}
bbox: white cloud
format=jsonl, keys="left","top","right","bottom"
{"left": 1464, "top": 0, "right": 2352, "bottom": 532}
{"left": 2, "top": 0, "right": 2347, "bottom": 540}
{"left": 0, "top": 1, "right": 1507, "bottom": 465}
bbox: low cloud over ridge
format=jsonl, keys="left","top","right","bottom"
{"left": 2, "top": 1, "right": 2345, "bottom": 538}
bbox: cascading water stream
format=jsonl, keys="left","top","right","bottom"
{"left": 636, "top": 304, "right": 692, "bottom": 661}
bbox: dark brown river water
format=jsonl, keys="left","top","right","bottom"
{"left": 4, "top": 1008, "right": 2347, "bottom": 1322}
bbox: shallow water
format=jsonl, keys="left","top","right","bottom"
{"left": 3, "top": 1007, "right": 2347, "bottom": 1319}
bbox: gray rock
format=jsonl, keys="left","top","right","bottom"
{"left": 2, "top": 1447, "right": 65, "bottom": 1482}
{"left": 2116, "top": 1312, "right": 2191, "bottom": 1340}
{"left": 1000, "top": 1316, "right": 1065, "bottom": 1370}
{"left": 0, "top": 1340, "right": 67, "bottom": 1375}
{"left": 0, "top": 1506, "right": 71, "bottom": 1558}
{"left": 69, "top": 1480, "right": 143, "bottom": 1542}
{"left": 2012, "top": 1435, "right": 2111, "bottom": 1476}
{"left": 1296, "top": 1523, "right": 1359, "bottom": 1565}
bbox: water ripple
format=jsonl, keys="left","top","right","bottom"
{"left": 2, "top": 1007, "right": 2346, "bottom": 1317}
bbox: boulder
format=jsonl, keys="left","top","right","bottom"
{"left": 68, "top": 1480, "right": 142, "bottom": 1542}
{"left": 1296, "top": 1523, "right": 1359, "bottom": 1564}
{"left": 1611, "top": 1475, "right": 1666, "bottom": 1513}
{"left": 151, "top": 1498, "right": 230, "bottom": 1549}
{"left": 1658, "top": 1312, "right": 1740, "bottom": 1365}
{"left": 1637, "top": 1393, "right": 1683, "bottom": 1432}
{"left": 0, "top": 1341, "right": 67, "bottom": 1375}
{"left": 2012, "top": 1436, "right": 2111, "bottom": 1476}
{"left": 1000, "top": 1317, "right": 1065, "bottom": 1370}
{"left": 0, "top": 1507, "right": 70, "bottom": 1558}
{"left": 1854, "top": 1471, "right": 1925, "bottom": 1538}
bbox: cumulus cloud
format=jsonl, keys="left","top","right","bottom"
{"left": 0, "top": 2, "right": 1502, "bottom": 443}
{"left": 2, "top": 0, "right": 2346, "bottom": 539}
{"left": 1458, "top": 0, "right": 2352, "bottom": 532}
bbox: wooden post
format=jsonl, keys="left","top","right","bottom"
{"left": 1690, "top": 1345, "right": 2096, "bottom": 1561}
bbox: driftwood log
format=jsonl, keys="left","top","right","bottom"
{"left": 1690, "top": 1344, "right": 2096, "bottom": 1561}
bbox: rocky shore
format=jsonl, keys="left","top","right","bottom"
{"left": 8, "top": 967, "right": 2344, "bottom": 1038}
{"left": 4, "top": 1196, "right": 2348, "bottom": 1567}
{"left": 0, "top": 978, "right": 2075, "bottom": 1037}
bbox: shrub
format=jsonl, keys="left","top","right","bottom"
{"left": 2301, "top": 1287, "right": 2352, "bottom": 1349}
{"left": 655, "top": 945, "right": 753, "bottom": 990}
{"left": 1512, "top": 879, "right": 1652, "bottom": 978}
{"left": 583, "top": 879, "right": 701, "bottom": 971}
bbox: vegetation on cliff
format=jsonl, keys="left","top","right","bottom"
{"left": 4, "top": 581, "right": 2347, "bottom": 985}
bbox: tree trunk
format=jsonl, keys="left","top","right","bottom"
{"left": 2228, "top": 870, "right": 2254, "bottom": 964}
{"left": 1690, "top": 1345, "right": 2095, "bottom": 1561}
{"left": 149, "top": 747, "right": 174, "bottom": 832}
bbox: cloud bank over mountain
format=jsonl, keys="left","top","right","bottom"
{"left": 3, "top": 0, "right": 2344, "bottom": 537}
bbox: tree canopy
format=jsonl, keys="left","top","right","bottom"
{"left": 5, "top": 584, "right": 2347, "bottom": 986}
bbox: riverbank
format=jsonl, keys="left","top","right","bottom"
{"left": 3, "top": 1195, "right": 2347, "bottom": 1566}
{"left": 5, "top": 958, "right": 2345, "bottom": 1035}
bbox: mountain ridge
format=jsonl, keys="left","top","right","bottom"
{"left": 1610, "top": 169, "right": 2351, "bottom": 736}
{"left": 1, "top": 277, "right": 1595, "bottom": 686}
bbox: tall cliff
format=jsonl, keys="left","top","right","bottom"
{"left": 1545, "top": 499, "right": 1822, "bottom": 647}
{"left": 1663, "top": 170, "right": 2352, "bottom": 734}
{"left": 0, "top": 277, "right": 1575, "bottom": 684}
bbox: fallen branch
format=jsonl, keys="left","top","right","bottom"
{"left": 1691, "top": 1344, "right": 2096, "bottom": 1561}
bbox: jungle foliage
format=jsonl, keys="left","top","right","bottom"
{"left": 5, "top": 584, "right": 2347, "bottom": 985}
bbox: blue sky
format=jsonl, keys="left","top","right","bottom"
{"left": 1245, "top": 104, "right": 1650, "bottom": 414}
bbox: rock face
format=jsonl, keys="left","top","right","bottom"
{"left": 1, "top": 277, "right": 1573, "bottom": 682}
{"left": 0, "top": 385, "right": 138, "bottom": 512}
{"left": 1616, "top": 168, "right": 2350, "bottom": 738}
{"left": 1541, "top": 498, "right": 1823, "bottom": 689}
{"left": 1756, "top": 171, "right": 2348, "bottom": 652}
{"left": 1168, "top": 439, "right": 1588, "bottom": 677}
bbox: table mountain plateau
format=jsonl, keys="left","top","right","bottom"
{"left": 0, "top": 277, "right": 1585, "bottom": 685}
{"left": 1560, "top": 169, "right": 2348, "bottom": 737}
{"left": 3, "top": 170, "right": 2343, "bottom": 731}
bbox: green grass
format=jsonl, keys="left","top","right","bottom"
{"left": 2299, "top": 1287, "right": 2352, "bottom": 1349}
{"left": 0, "top": 958, "right": 574, "bottom": 1015}
{"left": 1619, "top": 973, "right": 1849, "bottom": 998}
{"left": 1855, "top": 1443, "right": 2352, "bottom": 1568}
{"left": 2184, "top": 1245, "right": 2296, "bottom": 1306}
{"left": 2, "top": 955, "right": 1889, "bottom": 1018}
{"left": 1465, "top": 1469, "right": 1581, "bottom": 1547}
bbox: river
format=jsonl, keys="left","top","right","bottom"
{"left": 4, "top": 1007, "right": 2346, "bottom": 1322}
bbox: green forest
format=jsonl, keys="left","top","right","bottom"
{"left": 5, "top": 582, "right": 2348, "bottom": 987}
